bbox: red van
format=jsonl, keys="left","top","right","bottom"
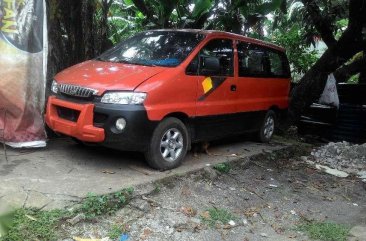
{"left": 45, "top": 29, "right": 290, "bottom": 170}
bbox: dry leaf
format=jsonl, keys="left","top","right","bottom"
{"left": 25, "top": 214, "right": 37, "bottom": 221}
{"left": 180, "top": 206, "right": 197, "bottom": 217}
{"left": 200, "top": 211, "right": 210, "bottom": 219}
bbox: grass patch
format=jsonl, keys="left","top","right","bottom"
{"left": 153, "top": 183, "right": 161, "bottom": 194}
{"left": 213, "top": 163, "right": 231, "bottom": 173}
{"left": 297, "top": 221, "right": 350, "bottom": 241}
{"left": 0, "top": 209, "right": 70, "bottom": 241}
{"left": 107, "top": 224, "right": 129, "bottom": 239}
{"left": 201, "top": 207, "right": 236, "bottom": 227}
{"left": 80, "top": 188, "right": 134, "bottom": 219}
{"left": 0, "top": 187, "right": 134, "bottom": 240}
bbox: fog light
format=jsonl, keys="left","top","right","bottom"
{"left": 115, "top": 118, "right": 126, "bottom": 131}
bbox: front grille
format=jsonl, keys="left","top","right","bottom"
{"left": 57, "top": 106, "right": 80, "bottom": 122}
{"left": 59, "top": 84, "right": 98, "bottom": 98}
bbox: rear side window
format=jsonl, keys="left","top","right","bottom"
{"left": 238, "top": 42, "right": 289, "bottom": 78}
{"left": 238, "top": 43, "right": 269, "bottom": 77}
{"left": 267, "top": 50, "right": 290, "bottom": 78}
{"left": 186, "top": 39, "right": 234, "bottom": 76}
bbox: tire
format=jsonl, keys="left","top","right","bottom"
{"left": 72, "top": 137, "right": 85, "bottom": 146}
{"left": 145, "top": 117, "right": 189, "bottom": 170}
{"left": 71, "top": 137, "right": 95, "bottom": 146}
{"left": 258, "top": 110, "right": 276, "bottom": 143}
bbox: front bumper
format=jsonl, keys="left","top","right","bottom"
{"left": 45, "top": 96, "right": 157, "bottom": 151}
{"left": 45, "top": 96, "right": 105, "bottom": 142}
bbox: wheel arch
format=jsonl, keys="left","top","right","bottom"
{"left": 268, "top": 105, "right": 280, "bottom": 125}
{"left": 269, "top": 105, "right": 280, "bottom": 113}
{"left": 163, "top": 112, "right": 192, "bottom": 150}
{"left": 164, "top": 112, "right": 189, "bottom": 122}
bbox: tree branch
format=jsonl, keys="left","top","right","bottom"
{"left": 132, "top": 0, "right": 153, "bottom": 19}
{"left": 302, "top": 0, "right": 337, "bottom": 47}
{"left": 334, "top": 57, "right": 364, "bottom": 83}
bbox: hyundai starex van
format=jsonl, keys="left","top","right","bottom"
{"left": 45, "top": 29, "right": 291, "bottom": 170}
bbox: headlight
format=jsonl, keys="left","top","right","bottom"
{"left": 51, "top": 80, "right": 58, "bottom": 94}
{"left": 101, "top": 92, "right": 147, "bottom": 105}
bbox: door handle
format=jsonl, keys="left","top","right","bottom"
{"left": 231, "top": 85, "right": 237, "bottom": 91}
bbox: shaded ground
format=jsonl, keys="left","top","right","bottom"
{"left": 59, "top": 144, "right": 366, "bottom": 241}
{"left": 0, "top": 138, "right": 285, "bottom": 210}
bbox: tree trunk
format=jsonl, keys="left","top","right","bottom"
{"left": 46, "top": 0, "right": 111, "bottom": 93}
{"left": 289, "top": 0, "right": 366, "bottom": 122}
{"left": 359, "top": 55, "right": 366, "bottom": 83}
{"left": 360, "top": 37, "right": 366, "bottom": 83}
{"left": 82, "top": 0, "right": 95, "bottom": 59}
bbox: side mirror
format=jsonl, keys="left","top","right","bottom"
{"left": 200, "top": 56, "right": 220, "bottom": 76}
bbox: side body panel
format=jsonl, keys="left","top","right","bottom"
{"left": 236, "top": 76, "right": 290, "bottom": 112}
{"left": 138, "top": 33, "right": 290, "bottom": 142}
{"left": 136, "top": 67, "right": 198, "bottom": 121}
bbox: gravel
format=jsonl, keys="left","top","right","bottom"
{"left": 310, "top": 141, "right": 366, "bottom": 174}
{"left": 59, "top": 145, "right": 366, "bottom": 241}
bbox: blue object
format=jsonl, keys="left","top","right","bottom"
{"left": 139, "top": 58, "right": 180, "bottom": 66}
{"left": 119, "top": 233, "right": 129, "bottom": 241}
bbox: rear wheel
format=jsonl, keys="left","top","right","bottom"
{"left": 145, "top": 117, "right": 189, "bottom": 170}
{"left": 258, "top": 110, "right": 276, "bottom": 143}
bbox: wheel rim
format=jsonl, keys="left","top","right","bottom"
{"left": 263, "top": 115, "right": 275, "bottom": 139}
{"left": 160, "top": 128, "right": 184, "bottom": 162}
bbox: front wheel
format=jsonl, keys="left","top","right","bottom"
{"left": 258, "top": 110, "right": 276, "bottom": 143}
{"left": 145, "top": 117, "right": 189, "bottom": 170}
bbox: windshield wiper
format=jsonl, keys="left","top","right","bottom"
{"left": 117, "top": 60, "right": 157, "bottom": 67}
{"left": 116, "top": 59, "right": 131, "bottom": 64}
{"left": 95, "top": 57, "right": 105, "bottom": 61}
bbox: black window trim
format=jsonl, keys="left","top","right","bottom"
{"left": 185, "top": 38, "right": 235, "bottom": 77}
{"left": 237, "top": 41, "right": 291, "bottom": 79}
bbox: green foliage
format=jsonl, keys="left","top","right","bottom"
{"left": 255, "top": 0, "right": 282, "bottom": 15}
{"left": 80, "top": 188, "right": 133, "bottom": 219}
{"left": 104, "top": 0, "right": 288, "bottom": 43}
{"left": 201, "top": 207, "right": 236, "bottom": 227}
{"left": 125, "top": 187, "right": 134, "bottom": 195}
{"left": 192, "top": 0, "right": 212, "bottom": 18}
{"left": 107, "top": 224, "right": 129, "bottom": 239}
{"left": 153, "top": 183, "right": 162, "bottom": 194}
{"left": 108, "top": 1, "right": 145, "bottom": 44}
{"left": 213, "top": 163, "right": 231, "bottom": 173}
{"left": 348, "top": 74, "right": 360, "bottom": 84}
{"left": 297, "top": 221, "right": 350, "bottom": 241}
{"left": 0, "top": 209, "right": 69, "bottom": 241}
{"left": 272, "top": 25, "right": 319, "bottom": 81}
{"left": 0, "top": 188, "right": 134, "bottom": 240}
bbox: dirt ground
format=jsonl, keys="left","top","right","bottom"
{"left": 59, "top": 144, "right": 366, "bottom": 241}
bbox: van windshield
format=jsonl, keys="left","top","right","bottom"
{"left": 97, "top": 31, "right": 205, "bottom": 67}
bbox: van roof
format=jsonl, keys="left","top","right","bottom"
{"left": 149, "top": 29, "right": 285, "bottom": 52}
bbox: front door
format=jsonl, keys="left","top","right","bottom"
{"left": 186, "top": 38, "right": 238, "bottom": 141}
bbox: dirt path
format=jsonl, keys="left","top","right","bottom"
{"left": 60, "top": 145, "right": 366, "bottom": 241}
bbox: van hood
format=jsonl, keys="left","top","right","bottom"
{"left": 54, "top": 60, "right": 166, "bottom": 95}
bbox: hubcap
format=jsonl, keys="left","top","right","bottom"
{"left": 263, "top": 116, "right": 275, "bottom": 139}
{"left": 160, "top": 128, "right": 184, "bottom": 162}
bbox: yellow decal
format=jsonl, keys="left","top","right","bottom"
{"left": 202, "top": 77, "right": 213, "bottom": 94}
{"left": 1, "top": 0, "right": 18, "bottom": 34}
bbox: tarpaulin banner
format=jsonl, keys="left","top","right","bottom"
{"left": 0, "top": 0, "right": 47, "bottom": 148}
